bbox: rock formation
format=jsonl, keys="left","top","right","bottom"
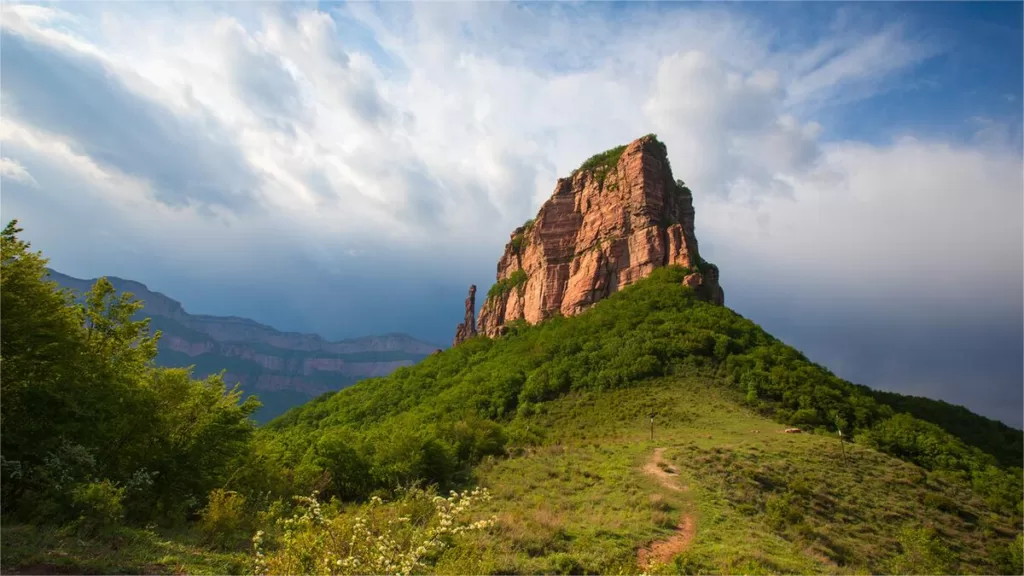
{"left": 47, "top": 269, "right": 440, "bottom": 421}
{"left": 459, "top": 134, "right": 724, "bottom": 342}
{"left": 453, "top": 285, "right": 478, "bottom": 346}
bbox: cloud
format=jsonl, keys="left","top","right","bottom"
{"left": 782, "top": 23, "right": 938, "bottom": 112}
{"left": 702, "top": 135, "right": 1023, "bottom": 319}
{"left": 0, "top": 157, "right": 38, "bottom": 187}
{"left": 1, "top": 2, "right": 1020, "bottom": 423}
{"left": 0, "top": 20, "right": 261, "bottom": 212}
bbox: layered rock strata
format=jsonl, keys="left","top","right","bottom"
{"left": 458, "top": 134, "right": 724, "bottom": 343}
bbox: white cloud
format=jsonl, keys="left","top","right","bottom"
{"left": 0, "top": 157, "right": 38, "bottom": 188}
{"left": 783, "top": 24, "right": 937, "bottom": 112}
{"left": 701, "top": 136, "right": 1023, "bottom": 314}
{"left": 0, "top": 1, "right": 1019, "bottom": 317}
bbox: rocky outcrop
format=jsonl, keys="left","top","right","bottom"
{"left": 466, "top": 134, "right": 723, "bottom": 341}
{"left": 47, "top": 269, "right": 441, "bottom": 421}
{"left": 453, "top": 285, "right": 477, "bottom": 346}
{"left": 682, "top": 265, "right": 725, "bottom": 306}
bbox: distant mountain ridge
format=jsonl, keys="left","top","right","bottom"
{"left": 47, "top": 269, "right": 441, "bottom": 422}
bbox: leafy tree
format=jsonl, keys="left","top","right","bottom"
{"left": 0, "top": 220, "right": 261, "bottom": 525}
{"left": 1, "top": 220, "right": 85, "bottom": 474}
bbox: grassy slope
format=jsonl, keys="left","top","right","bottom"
{"left": 255, "top": 266, "right": 1020, "bottom": 574}
{"left": 0, "top": 525, "right": 247, "bottom": 575}
{"left": 432, "top": 379, "right": 1019, "bottom": 575}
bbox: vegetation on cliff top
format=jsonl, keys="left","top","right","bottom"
{"left": 486, "top": 269, "right": 529, "bottom": 301}
{"left": 510, "top": 219, "right": 535, "bottom": 255}
{"left": 571, "top": 133, "right": 665, "bottom": 184}
{"left": 576, "top": 144, "right": 628, "bottom": 176}
{"left": 3, "top": 219, "right": 1022, "bottom": 575}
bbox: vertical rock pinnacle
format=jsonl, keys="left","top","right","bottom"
{"left": 453, "top": 284, "right": 477, "bottom": 346}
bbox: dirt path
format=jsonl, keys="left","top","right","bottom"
{"left": 642, "top": 447, "right": 688, "bottom": 492}
{"left": 638, "top": 447, "right": 696, "bottom": 569}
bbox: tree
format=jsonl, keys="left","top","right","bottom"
{"left": 1, "top": 220, "right": 261, "bottom": 524}
{"left": 1, "top": 220, "right": 84, "bottom": 471}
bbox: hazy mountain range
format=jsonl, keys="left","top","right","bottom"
{"left": 47, "top": 269, "right": 441, "bottom": 422}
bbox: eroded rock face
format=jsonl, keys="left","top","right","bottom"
{"left": 46, "top": 269, "right": 440, "bottom": 422}
{"left": 469, "top": 134, "right": 724, "bottom": 340}
{"left": 453, "top": 285, "right": 478, "bottom": 346}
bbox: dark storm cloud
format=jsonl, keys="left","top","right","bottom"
{"left": 0, "top": 29, "right": 260, "bottom": 211}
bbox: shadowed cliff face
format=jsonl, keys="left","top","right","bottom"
{"left": 47, "top": 269, "right": 439, "bottom": 422}
{"left": 458, "top": 134, "right": 723, "bottom": 344}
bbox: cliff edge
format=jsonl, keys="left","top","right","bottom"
{"left": 455, "top": 134, "right": 723, "bottom": 345}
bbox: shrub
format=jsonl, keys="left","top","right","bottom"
{"left": 992, "top": 533, "right": 1024, "bottom": 575}
{"left": 548, "top": 552, "right": 585, "bottom": 575}
{"left": 199, "top": 488, "right": 250, "bottom": 550}
{"left": 487, "top": 269, "right": 529, "bottom": 300}
{"left": 887, "top": 525, "right": 957, "bottom": 575}
{"left": 511, "top": 233, "right": 526, "bottom": 254}
{"left": 764, "top": 491, "right": 803, "bottom": 530}
{"left": 70, "top": 479, "right": 125, "bottom": 535}
{"left": 576, "top": 145, "right": 627, "bottom": 175}
{"left": 254, "top": 487, "right": 497, "bottom": 575}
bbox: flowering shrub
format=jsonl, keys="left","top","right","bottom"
{"left": 253, "top": 487, "right": 496, "bottom": 575}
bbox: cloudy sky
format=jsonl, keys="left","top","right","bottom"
{"left": 2, "top": 1, "right": 1021, "bottom": 426}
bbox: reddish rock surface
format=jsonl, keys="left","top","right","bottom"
{"left": 469, "top": 134, "right": 723, "bottom": 340}
{"left": 453, "top": 285, "right": 478, "bottom": 346}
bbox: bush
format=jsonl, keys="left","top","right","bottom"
{"left": 199, "top": 488, "right": 249, "bottom": 550}
{"left": 487, "top": 269, "right": 529, "bottom": 301}
{"left": 548, "top": 552, "right": 585, "bottom": 575}
{"left": 254, "top": 487, "right": 496, "bottom": 575}
{"left": 887, "top": 525, "right": 957, "bottom": 575}
{"left": 576, "top": 145, "right": 627, "bottom": 175}
{"left": 70, "top": 480, "right": 125, "bottom": 535}
{"left": 992, "top": 533, "right": 1024, "bottom": 575}
{"left": 764, "top": 491, "right": 802, "bottom": 530}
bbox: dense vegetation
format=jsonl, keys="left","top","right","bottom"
{"left": 2, "top": 219, "right": 1021, "bottom": 574}
{"left": 263, "top": 265, "right": 1021, "bottom": 510}
{"left": 1, "top": 221, "right": 259, "bottom": 530}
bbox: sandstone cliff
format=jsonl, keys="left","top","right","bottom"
{"left": 453, "top": 285, "right": 478, "bottom": 346}
{"left": 48, "top": 269, "right": 440, "bottom": 422}
{"left": 459, "top": 134, "right": 723, "bottom": 343}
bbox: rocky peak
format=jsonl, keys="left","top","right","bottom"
{"left": 453, "top": 284, "right": 478, "bottom": 346}
{"left": 457, "top": 134, "right": 724, "bottom": 343}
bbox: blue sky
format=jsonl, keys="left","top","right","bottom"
{"left": 1, "top": 1, "right": 1021, "bottom": 426}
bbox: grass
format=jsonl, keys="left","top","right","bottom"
{"left": 429, "top": 376, "right": 1020, "bottom": 575}
{"left": 576, "top": 144, "right": 627, "bottom": 176}
{"left": 0, "top": 524, "right": 248, "bottom": 575}
{"left": 6, "top": 375, "right": 1019, "bottom": 574}
{"left": 569, "top": 134, "right": 666, "bottom": 186}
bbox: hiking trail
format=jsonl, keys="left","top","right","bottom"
{"left": 638, "top": 447, "right": 696, "bottom": 569}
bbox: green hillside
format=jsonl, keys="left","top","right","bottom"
{"left": 2, "top": 220, "right": 1021, "bottom": 575}
{"left": 243, "top": 265, "right": 1022, "bottom": 574}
